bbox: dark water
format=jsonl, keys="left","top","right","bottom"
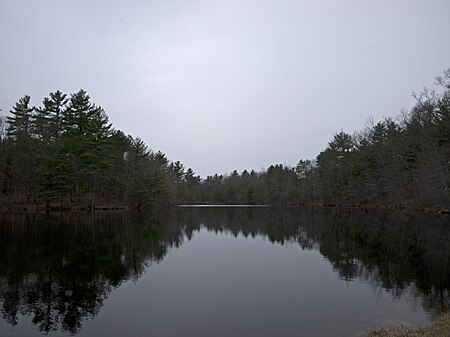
{"left": 0, "top": 207, "right": 448, "bottom": 337}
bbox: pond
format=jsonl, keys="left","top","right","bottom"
{"left": 0, "top": 207, "right": 448, "bottom": 337}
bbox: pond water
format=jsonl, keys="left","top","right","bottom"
{"left": 0, "top": 207, "right": 448, "bottom": 337}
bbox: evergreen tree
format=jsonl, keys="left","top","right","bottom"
{"left": 6, "top": 95, "right": 35, "bottom": 140}
{"left": 316, "top": 131, "right": 353, "bottom": 204}
{"left": 61, "top": 89, "right": 112, "bottom": 201}
{"left": 35, "top": 90, "right": 68, "bottom": 144}
{"left": 5, "top": 96, "right": 38, "bottom": 200}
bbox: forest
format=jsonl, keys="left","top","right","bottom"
{"left": 0, "top": 70, "right": 449, "bottom": 212}
{"left": 0, "top": 89, "right": 199, "bottom": 211}
{"left": 180, "top": 70, "right": 450, "bottom": 211}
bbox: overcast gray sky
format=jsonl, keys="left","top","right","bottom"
{"left": 1, "top": 0, "right": 449, "bottom": 177}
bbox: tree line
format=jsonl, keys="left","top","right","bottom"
{"left": 0, "top": 89, "right": 199, "bottom": 211}
{"left": 179, "top": 70, "right": 450, "bottom": 210}
{"left": 1, "top": 70, "right": 448, "bottom": 211}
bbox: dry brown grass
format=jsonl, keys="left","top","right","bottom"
{"left": 367, "top": 314, "right": 450, "bottom": 337}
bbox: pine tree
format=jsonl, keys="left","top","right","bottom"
{"left": 61, "top": 89, "right": 113, "bottom": 205}
{"left": 6, "top": 95, "right": 35, "bottom": 140}
{"left": 35, "top": 90, "right": 68, "bottom": 144}
{"left": 5, "top": 96, "right": 38, "bottom": 200}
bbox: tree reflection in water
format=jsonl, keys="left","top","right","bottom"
{"left": 0, "top": 208, "right": 448, "bottom": 334}
{"left": 177, "top": 207, "right": 450, "bottom": 318}
{"left": 0, "top": 211, "right": 181, "bottom": 334}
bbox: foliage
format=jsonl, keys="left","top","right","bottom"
{"left": 187, "top": 69, "right": 450, "bottom": 209}
{"left": 0, "top": 90, "right": 193, "bottom": 210}
{"left": 2, "top": 69, "right": 449, "bottom": 209}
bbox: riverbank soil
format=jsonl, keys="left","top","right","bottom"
{"left": 367, "top": 314, "right": 450, "bottom": 337}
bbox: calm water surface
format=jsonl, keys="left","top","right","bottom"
{"left": 0, "top": 207, "right": 448, "bottom": 337}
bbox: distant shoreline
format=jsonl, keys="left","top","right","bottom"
{"left": 177, "top": 203, "right": 450, "bottom": 215}
{"left": 178, "top": 204, "right": 270, "bottom": 208}
{"left": 0, "top": 202, "right": 448, "bottom": 215}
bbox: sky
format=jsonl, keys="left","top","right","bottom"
{"left": 1, "top": 0, "right": 449, "bottom": 177}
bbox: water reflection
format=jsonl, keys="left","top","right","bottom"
{"left": 178, "top": 207, "right": 450, "bottom": 317}
{"left": 0, "top": 212, "right": 181, "bottom": 334}
{"left": 0, "top": 208, "right": 448, "bottom": 335}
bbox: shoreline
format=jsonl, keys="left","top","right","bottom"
{"left": 0, "top": 202, "right": 448, "bottom": 215}
{"left": 367, "top": 314, "right": 450, "bottom": 337}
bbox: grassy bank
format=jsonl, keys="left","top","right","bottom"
{"left": 367, "top": 314, "right": 450, "bottom": 337}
